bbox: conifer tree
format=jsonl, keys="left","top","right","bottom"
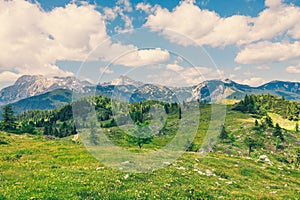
{"left": 1, "top": 105, "right": 16, "bottom": 131}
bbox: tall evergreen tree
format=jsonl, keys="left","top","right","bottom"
{"left": 273, "top": 123, "right": 284, "bottom": 141}
{"left": 1, "top": 105, "right": 16, "bottom": 131}
{"left": 244, "top": 137, "right": 263, "bottom": 157}
{"left": 265, "top": 115, "right": 273, "bottom": 127}
{"left": 219, "top": 125, "right": 228, "bottom": 140}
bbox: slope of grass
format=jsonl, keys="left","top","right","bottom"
{"left": 268, "top": 112, "right": 298, "bottom": 131}
{"left": 1, "top": 106, "right": 300, "bottom": 199}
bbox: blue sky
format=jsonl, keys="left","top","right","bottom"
{"left": 0, "top": 0, "right": 300, "bottom": 88}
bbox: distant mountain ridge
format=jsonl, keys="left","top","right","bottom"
{"left": 0, "top": 75, "right": 92, "bottom": 105}
{"left": 0, "top": 75, "right": 299, "bottom": 115}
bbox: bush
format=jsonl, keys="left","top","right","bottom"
{"left": 0, "top": 136, "right": 9, "bottom": 145}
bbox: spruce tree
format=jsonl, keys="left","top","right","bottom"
{"left": 244, "top": 137, "right": 263, "bottom": 157}
{"left": 1, "top": 105, "right": 16, "bottom": 131}
{"left": 273, "top": 123, "right": 284, "bottom": 141}
{"left": 265, "top": 115, "right": 273, "bottom": 127}
{"left": 219, "top": 125, "right": 228, "bottom": 140}
{"left": 255, "top": 120, "right": 259, "bottom": 127}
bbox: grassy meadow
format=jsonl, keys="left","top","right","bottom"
{"left": 1, "top": 104, "right": 300, "bottom": 199}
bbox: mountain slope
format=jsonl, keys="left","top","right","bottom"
{"left": 0, "top": 75, "right": 91, "bottom": 105}
{"left": 5, "top": 89, "right": 72, "bottom": 115}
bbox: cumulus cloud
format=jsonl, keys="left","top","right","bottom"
{"left": 255, "top": 65, "right": 271, "bottom": 70}
{"left": 265, "top": 0, "right": 282, "bottom": 8}
{"left": 108, "top": 48, "right": 170, "bottom": 67}
{"left": 286, "top": 65, "right": 300, "bottom": 74}
{"left": 144, "top": 0, "right": 300, "bottom": 47}
{"left": 136, "top": 3, "right": 152, "bottom": 14}
{"left": 235, "top": 41, "right": 300, "bottom": 64}
{"left": 106, "top": 0, "right": 134, "bottom": 33}
{"left": 147, "top": 65, "right": 224, "bottom": 87}
{"left": 0, "top": 71, "right": 21, "bottom": 82}
{"left": 166, "top": 63, "right": 184, "bottom": 71}
{"left": 0, "top": 1, "right": 107, "bottom": 80}
{"left": 235, "top": 77, "right": 266, "bottom": 87}
{"left": 99, "top": 68, "right": 114, "bottom": 74}
{"left": 234, "top": 66, "right": 242, "bottom": 71}
{"left": 0, "top": 0, "right": 170, "bottom": 85}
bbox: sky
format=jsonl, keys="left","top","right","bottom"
{"left": 0, "top": 0, "right": 300, "bottom": 88}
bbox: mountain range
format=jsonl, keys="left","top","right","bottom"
{"left": 0, "top": 75, "right": 91, "bottom": 106}
{"left": 0, "top": 75, "right": 299, "bottom": 115}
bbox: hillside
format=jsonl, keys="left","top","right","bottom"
{"left": 0, "top": 89, "right": 73, "bottom": 117}
{"left": 1, "top": 102, "right": 300, "bottom": 199}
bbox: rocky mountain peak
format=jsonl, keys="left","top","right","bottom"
{"left": 0, "top": 75, "right": 92, "bottom": 105}
{"left": 103, "top": 75, "right": 144, "bottom": 87}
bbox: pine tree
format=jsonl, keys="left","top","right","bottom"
{"left": 43, "top": 125, "right": 49, "bottom": 135}
{"left": 265, "top": 115, "right": 273, "bottom": 127}
{"left": 126, "top": 122, "right": 153, "bottom": 149}
{"left": 295, "top": 149, "right": 300, "bottom": 168}
{"left": 255, "top": 119, "right": 259, "bottom": 127}
{"left": 54, "top": 128, "right": 59, "bottom": 137}
{"left": 185, "top": 139, "right": 195, "bottom": 151}
{"left": 1, "top": 105, "right": 16, "bottom": 131}
{"left": 273, "top": 123, "right": 284, "bottom": 141}
{"left": 178, "top": 107, "right": 182, "bottom": 119}
{"left": 71, "top": 124, "right": 77, "bottom": 135}
{"left": 244, "top": 137, "right": 263, "bottom": 157}
{"left": 219, "top": 125, "right": 228, "bottom": 140}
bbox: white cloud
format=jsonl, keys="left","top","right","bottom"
{"left": 111, "top": 48, "right": 170, "bottom": 67}
{"left": 112, "top": 0, "right": 134, "bottom": 33}
{"left": 166, "top": 63, "right": 184, "bottom": 71}
{"left": 265, "top": 0, "right": 282, "bottom": 8}
{"left": 0, "top": 1, "right": 105, "bottom": 80}
{"left": 0, "top": 0, "right": 171, "bottom": 84}
{"left": 229, "top": 74, "right": 236, "bottom": 79}
{"left": 0, "top": 71, "right": 21, "bottom": 83}
{"left": 104, "top": 7, "right": 118, "bottom": 20}
{"left": 136, "top": 3, "right": 152, "bottom": 14}
{"left": 99, "top": 68, "right": 114, "bottom": 74}
{"left": 255, "top": 65, "right": 270, "bottom": 70}
{"left": 236, "top": 77, "right": 266, "bottom": 86}
{"left": 144, "top": 0, "right": 300, "bottom": 47}
{"left": 116, "top": 0, "right": 132, "bottom": 12}
{"left": 286, "top": 65, "right": 300, "bottom": 74}
{"left": 243, "top": 71, "right": 254, "bottom": 76}
{"left": 235, "top": 41, "right": 300, "bottom": 64}
{"left": 148, "top": 65, "right": 224, "bottom": 86}
{"left": 234, "top": 66, "right": 242, "bottom": 71}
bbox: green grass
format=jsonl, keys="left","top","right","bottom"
{"left": 1, "top": 106, "right": 300, "bottom": 199}
{"left": 0, "top": 132, "right": 300, "bottom": 199}
{"left": 268, "top": 112, "right": 298, "bottom": 131}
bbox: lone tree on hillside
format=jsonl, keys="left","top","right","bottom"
{"left": 1, "top": 105, "right": 16, "bottom": 131}
{"left": 126, "top": 122, "right": 153, "bottom": 149}
{"left": 273, "top": 123, "right": 284, "bottom": 141}
{"left": 219, "top": 124, "right": 229, "bottom": 140}
{"left": 265, "top": 115, "right": 273, "bottom": 128}
{"left": 295, "top": 149, "right": 300, "bottom": 168}
{"left": 244, "top": 136, "right": 263, "bottom": 157}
